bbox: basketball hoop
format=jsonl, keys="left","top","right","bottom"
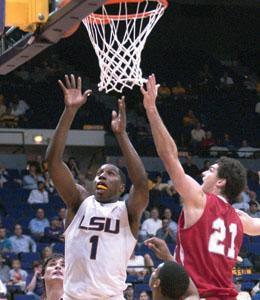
{"left": 82, "top": 0, "right": 168, "bottom": 93}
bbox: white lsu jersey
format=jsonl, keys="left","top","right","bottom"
{"left": 63, "top": 195, "right": 136, "bottom": 300}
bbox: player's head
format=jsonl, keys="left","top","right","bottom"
{"left": 94, "top": 163, "right": 126, "bottom": 202}
{"left": 42, "top": 253, "right": 64, "bottom": 294}
{"left": 149, "top": 261, "right": 190, "bottom": 299}
{"left": 201, "top": 157, "right": 246, "bottom": 201}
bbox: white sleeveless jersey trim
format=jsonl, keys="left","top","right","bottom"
{"left": 64, "top": 195, "right": 136, "bottom": 300}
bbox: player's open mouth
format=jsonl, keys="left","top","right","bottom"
{"left": 96, "top": 182, "right": 108, "bottom": 191}
{"left": 53, "top": 271, "right": 63, "bottom": 276}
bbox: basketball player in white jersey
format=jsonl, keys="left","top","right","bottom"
{"left": 46, "top": 74, "right": 148, "bottom": 299}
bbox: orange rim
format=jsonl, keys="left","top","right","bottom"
{"left": 84, "top": 0, "right": 168, "bottom": 24}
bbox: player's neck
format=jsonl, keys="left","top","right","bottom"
{"left": 212, "top": 187, "right": 228, "bottom": 202}
{"left": 45, "top": 282, "right": 63, "bottom": 300}
{"left": 96, "top": 195, "right": 119, "bottom": 204}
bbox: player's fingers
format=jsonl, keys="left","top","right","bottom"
{"left": 140, "top": 85, "right": 147, "bottom": 95}
{"left": 70, "top": 74, "right": 76, "bottom": 89}
{"left": 119, "top": 96, "right": 126, "bottom": 113}
{"left": 151, "top": 73, "right": 156, "bottom": 86}
{"left": 58, "top": 80, "right": 67, "bottom": 93}
{"left": 111, "top": 110, "right": 117, "bottom": 120}
{"left": 77, "top": 76, "right": 82, "bottom": 90}
{"left": 147, "top": 76, "right": 152, "bottom": 91}
{"left": 83, "top": 89, "right": 92, "bottom": 97}
{"left": 65, "top": 75, "right": 71, "bottom": 89}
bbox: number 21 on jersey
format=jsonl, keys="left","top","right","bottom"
{"left": 208, "top": 218, "right": 237, "bottom": 259}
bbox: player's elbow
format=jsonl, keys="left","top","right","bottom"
{"left": 45, "top": 148, "right": 62, "bottom": 167}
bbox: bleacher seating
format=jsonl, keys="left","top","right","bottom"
{"left": 14, "top": 295, "right": 35, "bottom": 300}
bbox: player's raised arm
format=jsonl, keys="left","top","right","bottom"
{"left": 111, "top": 97, "right": 148, "bottom": 238}
{"left": 236, "top": 209, "right": 260, "bottom": 236}
{"left": 46, "top": 75, "right": 92, "bottom": 210}
{"left": 141, "top": 74, "right": 204, "bottom": 209}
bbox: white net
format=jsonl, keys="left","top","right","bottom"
{"left": 82, "top": 0, "right": 167, "bottom": 93}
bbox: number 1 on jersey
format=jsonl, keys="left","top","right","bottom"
{"left": 89, "top": 235, "right": 99, "bottom": 259}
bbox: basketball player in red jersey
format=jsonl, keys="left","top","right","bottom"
{"left": 141, "top": 74, "right": 260, "bottom": 299}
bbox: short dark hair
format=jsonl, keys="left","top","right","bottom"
{"left": 158, "top": 261, "right": 190, "bottom": 299}
{"left": 42, "top": 253, "right": 64, "bottom": 277}
{"left": 216, "top": 157, "right": 246, "bottom": 201}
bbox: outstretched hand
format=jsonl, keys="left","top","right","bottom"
{"left": 144, "top": 237, "right": 174, "bottom": 261}
{"left": 140, "top": 74, "right": 160, "bottom": 110}
{"left": 111, "top": 96, "right": 126, "bottom": 134}
{"left": 58, "top": 74, "right": 92, "bottom": 110}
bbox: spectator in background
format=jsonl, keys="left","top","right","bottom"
{"left": 124, "top": 284, "right": 136, "bottom": 300}
{"left": 240, "top": 186, "right": 256, "bottom": 206}
{"left": 44, "top": 216, "right": 64, "bottom": 244}
{"left": 172, "top": 81, "right": 186, "bottom": 98}
{"left": 9, "top": 94, "right": 29, "bottom": 119}
{"left": 41, "top": 246, "right": 53, "bottom": 261}
{"left": 162, "top": 208, "right": 178, "bottom": 236}
{"left": 146, "top": 172, "right": 155, "bottom": 191}
{"left": 251, "top": 281, "right": 260, "bottom": 298}
{"left": 8, "top": 258, "right": 28, "bottom": 291}
{"left": 66, "top": 157, "right": 81, "bottom": 182}
{"left": 139, "top": 291, "right": 150, "bottom": 300}
{"left": 232, "top": 197, "right": 249, "bottom": 212}
{"left": 8, "top": 224, "right": 36, "bottom": 253}
{"left": 23, "top": 162, "right": 44, "bottom": 190}
{"left": 190, "top": 122, "right": 205, "bottom": 154}
{"left": 247, "top": 201, "right": 260, "bottom": 218}
{"left": 183, "top": 110, "right": 199, "bottom": 129}
{"left": 79, "top": 170, "right": 95, "bottom": 196}
{"left": 43, "top": 171, "right": 55, "bottom": 194}
{"left": 26, "top": 261, "right": 44, "bottom": 300}
{"left": 0, "top": 227, "right": 12, "bottom": 253}
{"left": 0, "top": 163, "right": 9, "bottom": 188}
{"left": 222, "top": 133, "right": 235, "bottom": 151}
{"left": 201, "top": 64, "right": 214, "bottom": 85}
{"left": 234, "top": 277, "right": 251, "bottom": 300}
{"left": 182, "top": 155, "right": 200, "bottom": 180}
{"left": 28, "top": 208, "right": 50, "bottom": 241}
{"left": 58, "top": 208, "right": 66, "bottom": 231}
{"left": 156, "top": 219, "right": 176, "bottom": 244}
{"left": 0, "top": 95, "right": 6, "bottom": 118}
{"left": 127, "top": 251, "right": 154, "bottom": 279}
{"left": 237, "top": 140, "right": 260, "bottom": 158}
{"left": 157, "top": 83, "right": 171, "bottom": 100}
{"left": 27, "top": 181, "right": 49, "bottom": 205}
{"left": 151, "top": 174, "right": 173, "bottom": 197}
{"left": 200, "top": 131, "right": 215, "bottom": 155}
{"left": 0, "top": 255, "right": 10, "bottom": 285}
{"left": 220, "top": 71, "right": 234, "bottom": 88}
{"left": 164, "top": 180, "right": 177, "bottom": 197}
{"left": 140, "top": 208, "right": 162, "bottom": 241}
{"left": 255, "top": 101, "right": 260, "bottom": 114}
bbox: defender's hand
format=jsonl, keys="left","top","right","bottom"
{"left": 58, "top": 74, "right": 92, "bottom": 110}
{"left": 144, "top": 237, "right": 174, "bottom": 261}
{"left": 141, "top": 74, "right": 160, "bottom": 111}
{"left": 111, "top": 96, "right": 126, "bottom": 134}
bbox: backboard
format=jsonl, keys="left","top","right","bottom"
{"left": 0, "top": 0, "right": 105, "bottom": 75}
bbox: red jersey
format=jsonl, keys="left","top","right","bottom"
{"left": 175, "top": 193, "right": 243, "bottom": 299}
